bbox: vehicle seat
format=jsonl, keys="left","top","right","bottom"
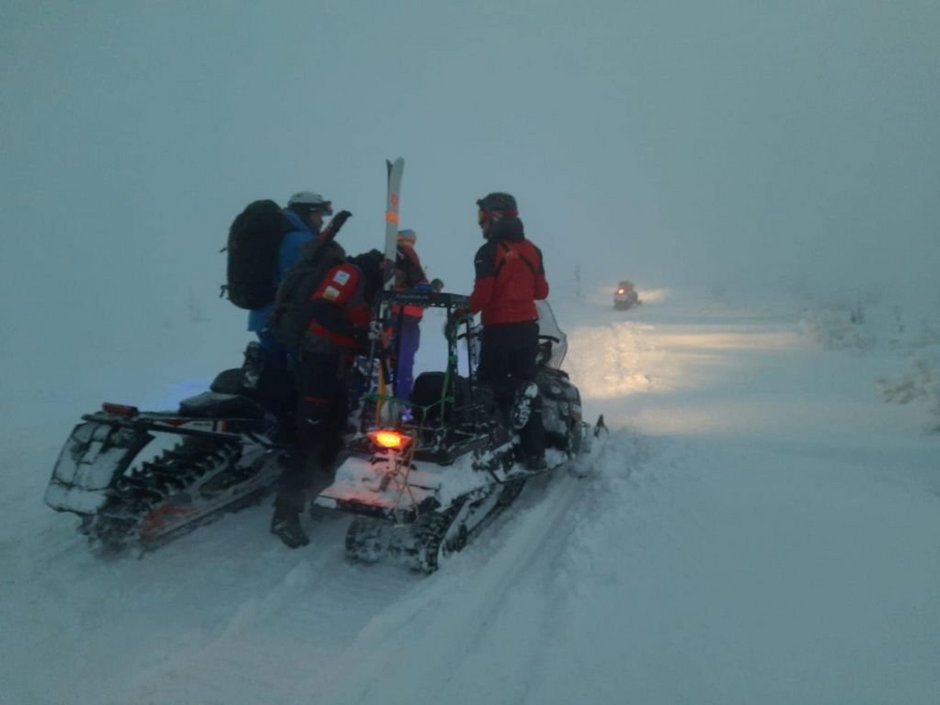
{"left": 178, "top": 391, "right": 267, "bottom": 419}
{"left": 410, "top": 372, "right": 474, "bottom": 425}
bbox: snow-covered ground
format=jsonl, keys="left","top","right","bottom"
{"left": 3, "top": 289, "right": 939, "bottom": 705}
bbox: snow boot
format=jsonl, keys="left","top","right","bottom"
{"left": 525, "top": 455, "right": 548, "bottom": 471}
{"left": 270, "top": 508, "right": 309, "bottom": 548}
{"left": 511, "top": 382, "right": 539, "bottom": 430}
{"left": 242, "top": 341, "right": 265, "bottom": 391}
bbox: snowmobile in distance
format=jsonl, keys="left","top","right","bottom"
{"left": 614, "top": 280, "right": 640, "bottom": 310}
{"left": 315, "top": 291, "right": 604, "bottom": 573}
{"left": 44, "top": 345, "right": 296, "bottom": 553}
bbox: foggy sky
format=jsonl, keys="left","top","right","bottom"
{"left": 2, "top": 0, "right": 939, "bottom": 364}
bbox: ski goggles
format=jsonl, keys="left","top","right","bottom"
{"left": 477, "top": 208, "right": 517, "bottom": 226}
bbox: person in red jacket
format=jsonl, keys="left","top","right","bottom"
{"left": 469, "top": 192, "right": 549, "bottom": 471}
{"left": 270, "top": 249, "right": 385, "bottom": 548}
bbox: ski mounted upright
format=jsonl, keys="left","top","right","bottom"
{"left": 383, "top": 157, "right": 405, "bottom": 289}
{"left": 370, "top": 157, "right": 405, "bottom": 425}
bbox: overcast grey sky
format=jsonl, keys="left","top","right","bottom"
{"left": 2, "top": 0, "right": 938, "bottom": 362}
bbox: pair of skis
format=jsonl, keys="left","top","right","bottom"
{"left": 383, "top": 157, "right": 405, "bottom": 290}
{"left": 373, "top": 157, "right": 405, "bottom": 425}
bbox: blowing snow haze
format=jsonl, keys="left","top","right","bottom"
{"left": 4, "top": 4, "right": 940, "bottom": 703}
{"left": 2, "top": 1, "right": 939, "bottom": 359}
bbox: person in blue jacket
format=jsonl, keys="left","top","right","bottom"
{"left": 248, "top": 191, "right": 333, "bottom": 369}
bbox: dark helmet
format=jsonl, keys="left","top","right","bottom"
{"left": 476, "top": 192, "right": 518, "bottom": 237}
{"left": 476, "top": 192, "right": 517, "bottom": 213}
{"left": 349, "top": 249, "right": 385, "bottom": 299}
{"left": 349, "top": 248, "right": 384, "bottom": 274}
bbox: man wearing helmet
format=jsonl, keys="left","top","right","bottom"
{"left": 469, "top": 192, "right": 550, "bottom": 471}
{"left": 248, "top": 191, "right": 334, "bottom": 369}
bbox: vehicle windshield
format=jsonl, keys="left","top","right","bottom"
{"left": 536, "top": 300, "right": 567, "bottom": 369}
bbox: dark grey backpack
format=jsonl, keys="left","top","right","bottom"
{"left": 224, "top": 200, "right": 293, "bottom": 310}
{"left": 269, "top": 238, "right": 347, "bottom": 349}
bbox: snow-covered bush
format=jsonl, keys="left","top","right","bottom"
{"left": 880, "top": 302, "right": 940, "bottom": 433}
{"left": 791, "top": 282, "right": 940, "bottom": 434}
{"left": 879, "top": 358, "right": 934, "bottom": 404}
{"left": 879, "top": 354, "right": 940, "bottom": 434}
{"left": 798, "top": 304, "right": 877, "bottom": 351}
{"left": 927, "top": 381, "right": 940, "bottom": 434}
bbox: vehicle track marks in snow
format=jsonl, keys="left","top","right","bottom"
{"left": 123, "top": 526, "right": 425, "bottom": 705}
{"left": 304, "top": 429, "right": 659, "bottom": 705}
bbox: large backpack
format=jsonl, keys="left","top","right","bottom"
{"left": 225, "top": 200, "right": 294, "bottom": 310}
{"left": 270, "top": 236, "right": 348, "bottom": 349}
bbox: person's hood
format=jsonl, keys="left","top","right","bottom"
{"left": 486, "top": 216, "right": 525, "bottom": 242}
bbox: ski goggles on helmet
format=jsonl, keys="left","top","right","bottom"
{"left": 477, "top": 208, "right": 517, "bottom": 226}
{"left": 477, "top": 209, "right": 491, "bottom": 226}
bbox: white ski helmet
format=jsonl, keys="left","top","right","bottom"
{"left": 287, "top": 191, "right": 333, "bottom": 214}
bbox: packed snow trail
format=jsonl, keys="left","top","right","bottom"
{"left": 3, "top": 292, "right": 940, "bottom": 705}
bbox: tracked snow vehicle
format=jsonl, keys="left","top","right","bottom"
{"left": 315, "top": 291, "right": 603, "bottom": 572}
{"left": 614, "top": 280, "right": 640, "bottom": 310}
{"left": 44, "top": 348, "right": 296, "bottom": 552}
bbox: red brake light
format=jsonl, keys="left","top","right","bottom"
{"left": 368, "top": 429, "right": 411, "bottom": 449}
{"left": 102, "top": 402, "right": 139, "bottom": 417}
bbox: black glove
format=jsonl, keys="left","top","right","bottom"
{"left": 352, "top": 329, "right": 370, "bottom": 350}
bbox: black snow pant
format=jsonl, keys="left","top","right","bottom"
{"left": 274, "top": 350, "right": 350, "bottom": 515}
{"left": 476, "top": 321, "right": 545, "bottom": 459}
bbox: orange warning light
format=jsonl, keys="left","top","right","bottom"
{"left": 368, "top": 429, "right": 411, "bottom": 449}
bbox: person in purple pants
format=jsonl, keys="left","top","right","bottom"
{"left": 391, "top": 229, "right": 429, "bottom": 409}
